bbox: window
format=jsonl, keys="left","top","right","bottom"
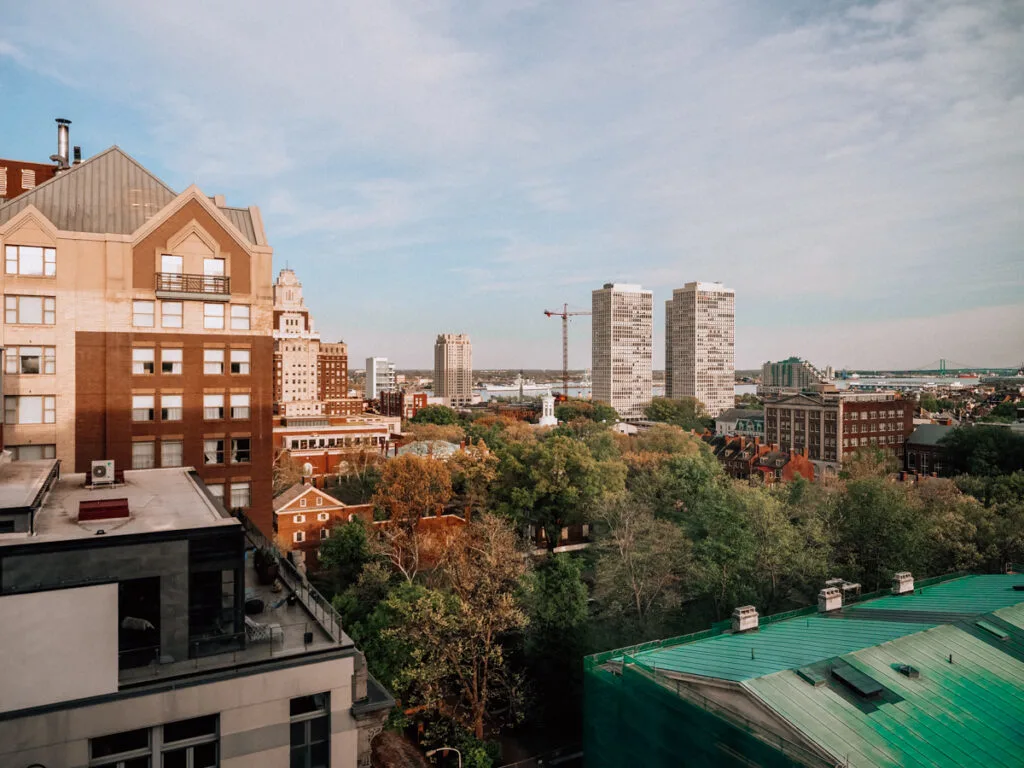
{"left": 161, "top": 301, "right": 183, "bottom": 328}
{"left": 321, "top": 528, "right": 330, "bottom": 540}
{"left": 316, "top": 497, "right": 323, "bottom": 507}
{"left": 5, "top": 245, "right": 56, "bottom": 276}
{"left": 204, "top": 349, "right": 224, "bottom": 374}
{"left": 230, "top": 349, "right": 250, "bottom": 374}
{"left": 204, "top": 394, "right": 224, "bottom": 420}
{"left": 204, "top": 303, "right": 224, "bottom": 330}
{"left": 231, "top": 437, "right": 251, "bottom": 463}
{"left": 207, "top": 483, "right": 225, "bottom": 502}
{"left": 203, "top": 257, "right": 225, "bottom": 276}
{"left": 5, "top": 395, "right": 56, "bottom": 425}
{"left": 295, "top": 514, "right": 306, "bottom": 523}
{"left": 317, "top": 512, "right": 329, "bottom": 521}
{"left": 132, "top": 441, "right": 155, "bottom": 469}
{"left": 5, "top": 346, "right": 55, "bottom": 374}
{"left": 290, "top": 693, "right": 329, "bottom": 768}
{"left": 161, "top": 440, "right": 184, "bottom": 468}
{"left": 90, "top": 726, "right": 150, "bottom": 768}
{"left": 293, "top": 530, "right": 306, "bottom": 543}
{"left": 161, "top": 394, "right": 183, "bottom": 421}
{"left": 133, "top": 300, "right": 155, "bottom": 327}
{"left": 132, "top": 348, "right": 155, "bottom": 375}
{"left": 162, "top": 714, "right": 218, "bottom": 768}
{"left": 300, "top": 498, "right": 307, "bottom": 508}
{"left": 8, "top": 444, "right": 56, "bottom": 461}
{"left": 230, "top": 304, "right": 250, "bottom": 330}
{"left": 203, "top": 439, "right": 225, "bottom": 464}
{"left": 132, "top": 395, "right": 155, "bottom": 422}
{"left": 161, "top": 348, "right": 183, "bottom": 374}
{"left": 5, "top": 295, "right": 56, "bottom": 324}
{"left": 230, "top": 393, "right": 250, "bottom": 419}
{"left": 230, "top": 481, "right": 251, "bottom": 510}
{"left": 161, "top": 254, "right": 184, "bottom": 274}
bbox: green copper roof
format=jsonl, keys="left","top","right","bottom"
{"left": 630, "top": 616, "right": 934, "bottom": 681}
{"left": 745, "top": 623, "right": 1024, "bottom": 767}
{"left": 851, "top": 575, "right": 1024, "bottom": 617}
{"left": 994, "top": 602, "right": 1024, "bottom": 631}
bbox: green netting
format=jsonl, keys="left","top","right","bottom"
{"left": 584, "top": 663, "right": 810, "bottom": 768}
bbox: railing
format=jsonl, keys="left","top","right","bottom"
{"left": 237, "top": 512, "right": 347, "bottom": 643}
{"left": 156, "top": 272, "right": 230, "bottom": 296}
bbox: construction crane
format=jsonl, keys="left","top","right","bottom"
{"left": 543, "top": 303, "right": 592, "bottom": 397}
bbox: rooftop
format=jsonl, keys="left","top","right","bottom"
{"left": 716, "top": 408, "right": 765, "bottom": 423}
{"left": 1, "top": 468, "right": 235, "bottom": 546}
{"left": 0, "top": 457, "right": 59, "bottom": 511}
{"left": 907, "top": 423, "right": 956, "bottom": 447}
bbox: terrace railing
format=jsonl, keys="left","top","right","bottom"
{"left": 155, "top": 272, "right": 231, "bottom": 298}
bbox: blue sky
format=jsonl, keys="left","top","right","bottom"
{"left": 2, "top": 0, "right": 1022, "bottom": 370}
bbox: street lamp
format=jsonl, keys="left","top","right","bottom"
{"left": 425, "top": 746, "right": 462, "bottom": 768}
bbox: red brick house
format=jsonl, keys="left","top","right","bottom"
{"left": 272, "top": 483, "right": 372, "bottom": 553}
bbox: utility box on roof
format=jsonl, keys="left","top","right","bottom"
{"left": 731, "top": 605, "right": 759, "bottom": 633}
{"left": 892, "top": 571, "right": 914, "bottom": 595}
{"left": 818, "top": 587, "right": 842, "bottom": 613}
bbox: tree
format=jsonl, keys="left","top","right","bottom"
{"left": 941, "top": 426, "right": 1024, "bottom": 476}
{"left": 272, "top": 454, "right": 305, "bottom": 495}
{"left": 735, "top": 393, "right": 763, "bottom": 410}
{"left": 318, "top": 518, "right": 372, "bottom": 595}
{"left": 384, "top": 514, "right": 529, "bottom": 740}
{"left": 981, "top": 400, "right": 1018, "bottom": 423}
{"left": 448, "top": 442, "right": 499, "bottom": 516}
{"left": 644, "top": 397, "right": 711, "bottom": 431}
{"left": 839, "top": 447, "right": 899, "bottom": 480}
{"left": 554, "top": 399, "right": 618, "bottom": 423}
{"left": 371, "top": 455, "right": 453, "bottom": 583}
{"left": 411, "top": 404, "right": 460, "bottom": 425}
{"left": 593, "top": 494, "right": 694, "bottom": 630}
{"left": 406, "top": 422, "right": 466, "bottom": 443}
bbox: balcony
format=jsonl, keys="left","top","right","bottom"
{"left": 155, "top": 272, "right": 231, "bottom": 301}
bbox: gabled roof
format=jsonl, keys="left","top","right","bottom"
{"left": 907, "top": 423, "right": 956, "bottom": 447}
{"left": 273, "top": 482, "right": 353, "bottom": 513}
{"left": 0, "top": 146, "right": 258, "bottom": 244}
{"left": 716, "top": 408, "right": 764, "bottom": 423}
{"left": 0, "top": 146, "right": 176, "bottom": 234}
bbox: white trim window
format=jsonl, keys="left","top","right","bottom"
{"left": 203, "top": 393, "right": 224, "bottom": 420}
{"left": 299, "top": 498, "right": 307, "bottom": 508}
{"left": 161, "top": 254, "right": 184, "bottom": 274}
{"left": 161, "top": 439, "right": 184, "bottom": 468}
{"left": 5, "top": 346, "right": 55, "bottom": 375}
{"left": 161, "top": 300, "right": 183, "bottom": 328}
{"left": 5, "top": 245, "right": 56, "bottom": 276}
{"left": 294, "top": 514, "right": 306, "bottom": 524}
{"left": 4, "top": 395, "right": 57, "bottom": 425}
{"left": 5, "top": 295, "right": 56, "bottom": 324}
{"left": 204, "top": 348, "right": 224, "bottom": 375}
{"left": 230, "top": 481, "right": 251, "bottom": 510}
{"left": 132, "top": 300, "right": 155, "bottom": 327}
{"left": 132, "top": 441, "right": 155, "bottom": 469}
{"left": 132, "top": 394, "right": 155, "bottom": 422}
{"left": 230, "top": 304, "right": 250, "bottom": 330}
{"left": 230, "top": 349, "right": 250, "bottom": 374}
{"left": 293, "top": 530, "right": 306, "bottom": 543}
{"left": 203, "top": 303, "right": 224, "bottom": 330}
{"left": 320, "top": 527, "right": 330, "bottom": 540}
{"left": 230, "top": 393, "right": 250, "bottom": 419}
{"left": 317, "top": 512, "right": 330, "bottom": 521}
{"left": 132, "top": 347, "right": 155, "bottom": 375}
{"left": 161, "top": 348, "right": 183, "bottom": 374}
{"left": 161, "top": 394, "right": 183, "bottom": 421}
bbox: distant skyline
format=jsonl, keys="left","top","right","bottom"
{"left": 2, "top": 1, "right": 1022, "bottom": 369}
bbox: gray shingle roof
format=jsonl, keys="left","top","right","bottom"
{"left": 716, "top": 408, "right": 764, "bottom": 422}
{"left": 908, "top": 423, "right": 956, "bottom": 446}
{"left": 0, "top": 146, "right": 257, "bottom": 244}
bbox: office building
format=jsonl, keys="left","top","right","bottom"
{"left": 272, "top": 412, "right": 400, "bottom": 483}
{"left": 272, "top": 268, "right": 360, "bottom": 418}
{"left": 586, "top": 572, "right": 1024, "bottom": 768}
{"left": 365, "top": 356, "right": 397, "bottom": 399}
{"left": 665, "top": 281, "right": 735, "bottom": 418}
{"left": 434, "top": 334, "right": 473, "bottom": 408}
{"left": 763, "top": 389, "right": 914, "bottom": 475}
{"left": 592, "top": 283, "right": 653, "bottom": 420}
{"left": 0, "top": 461, "right": 392, "bottom": 766}
{"left": 759, "top": 356, "right": 830, "bottom": 395}
{"left": 0, "top": 125, "right": 275, "bottom": 532}
{"left": 380, "top": 390, "right": 428, "bottom": 420}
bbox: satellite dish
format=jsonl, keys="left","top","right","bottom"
{"left": 302, "top": 462, "right": 314, "bottom": 476}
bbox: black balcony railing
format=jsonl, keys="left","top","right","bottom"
{"left": 156, "top": 272, "right": 231, "bottom": 295}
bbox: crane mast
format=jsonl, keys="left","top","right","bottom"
{"left": 543, "top": 302, "right": 592, "bottom": 397}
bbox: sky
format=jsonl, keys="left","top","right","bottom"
{"left": 2, "top": 0, "right": 1022, "bottom": 370}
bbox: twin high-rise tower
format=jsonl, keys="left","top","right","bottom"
{"left": 592, "top": 280, "right": 734, "bottom": 420}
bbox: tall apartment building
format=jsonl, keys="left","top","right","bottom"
{"left": 759, "top": 356, "right": 829, "bottom": 395}
{"left": 592, "top": 283, "right": 653, "bottom": 420}
{"left": 365, "top": 356, "right": 397, "bottom": 399}
{"left": 763, "top": 390, "right": 914, "bottom": 476}
{"left": 272, "top": 268, "right": 359, "bottom": 418}
{"left": 0, "top": 461, "right": 391, "bottom": 766}
{"left": 433, "top": 334, "right": 473, "bottom": 408}
{"left": 665, "top": 281, "right": 735, "bottom": 418}
{"left": 0, "top": 132, "right": 275, "bottom": 532}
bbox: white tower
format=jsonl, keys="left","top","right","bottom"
{"left": 538, "top": 392, "right": 558, "bottom": 426}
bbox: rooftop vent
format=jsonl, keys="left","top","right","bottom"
{"left": 818, "top": 587, "right": 842, "bottom": 613}
{"left": 898, "top": 664, "right": 920, "bottom": 679}
{"left": 51, "top": 118, "right": 71, "bottom": 170}
{"left": 731, "top": 605, "right": 759, "bottom": 633}
{"left": 892, "top": 571, "right": 914, "bottom": 595}
{"left": 832, "top": 663, "right": 883, "bottom": 699}
{"left": 975, "top": 620, "right": 1010, "bottom": 642}
{"left": 79, "top": 498, "right": 129, "bottom": 522}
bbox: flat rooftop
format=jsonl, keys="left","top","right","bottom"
{"left": 2, "top": 467, "right": 235, "bottom": 545}
{"left": 0, "top": 458, "right": 59, "bottom": 510}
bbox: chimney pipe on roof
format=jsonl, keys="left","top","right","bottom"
{"left": 73, "top": 146, "right": 82, "bottom": 165}
{"left": 52, "top": 118, "right": 71, "bottom": 171}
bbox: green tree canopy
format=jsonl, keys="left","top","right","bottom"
{"left": 410, "top": 404, "right": 460, "bottom": 425}
{"left": 644, "top": 396, "right": 711, "bottom": 431}
{"left": 554, "top": 399, "right": 619, "bottom": 423}
{"left": 318, "top": 517, "right": 372, "bottom": 594}
{"left": 941, "top": 426, "right": 1024, "bottom": 476}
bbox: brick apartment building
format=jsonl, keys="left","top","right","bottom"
{"left": 380, "top": 390, "right": 427, "bottom": 420}
{"left": 0, "top": 129, "right": 276, "bottom": 533}
{"left": 272, "top": 413, "right": 400, "bottom": 482}
{"left": 764, "top": 389, "right": 914, "bottom": 476}
{"left": 273, "top": 482, "right": 372, "bottom": 554}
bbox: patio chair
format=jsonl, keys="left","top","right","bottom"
{"left": 245, "top": 615, "right": 283, "bottom": 645}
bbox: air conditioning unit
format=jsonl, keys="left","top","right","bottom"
{"left": 91, "top": 459, "right": 116, "bottom": 485}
